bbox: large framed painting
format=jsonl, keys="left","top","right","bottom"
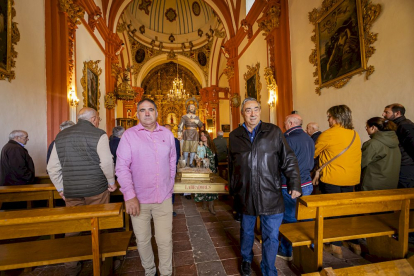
{"left": 244, "top": 62, "right": 262, "bottom": 103}
{"left": 0, "top": 0, "right": 19, "bottom": 82}
{"left": 81, "top": 60, "right": 102, "bottom": 112}
{"left": 309, "top": 0, "right": 381, "bottom": 95}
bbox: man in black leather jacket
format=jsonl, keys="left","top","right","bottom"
{"left": 383, "top": 103, "right": 414, "bottom": 188}
{"left": 229, "top": 98, "right": 301, "bottom": 276}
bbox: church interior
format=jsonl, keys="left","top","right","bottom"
{"left": 1, "top": 0, "right": 414, "bottom": 275}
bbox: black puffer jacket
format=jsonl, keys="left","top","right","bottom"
{"left": 393, "top": 116, "right": 414, "bottom": 166}
{"left": 228, "top": 122, "right": 301, "bottom": 216}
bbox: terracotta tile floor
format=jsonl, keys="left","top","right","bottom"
{"left": 6, "top": 195, "right": 414, "bottom": 275}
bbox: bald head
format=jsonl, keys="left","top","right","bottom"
{"left": 217, "top": 130, "right": 224, "bottom": 136}
{"left": 78, "top": 107, "right": 99, "bottom": 127}
{"left": 306, "top": 122, "right": 319, "bottom": 136}
{"left": 284, "top": 114, "right": 303, "bottom": 131}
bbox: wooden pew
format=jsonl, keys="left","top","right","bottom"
{"left": 279, "top": 188, "right": 414, "bottom": 273}
{"left": 302, "top": 258, "right": 414, "bottom": 275}
{"left": 0, "top": 203, "right": 132, "bottom": 276}
{"left": 0, "top": 184, "right": 56, "bottom": 209}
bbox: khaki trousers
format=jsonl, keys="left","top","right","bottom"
{"left": 64, "top": 190, "right": 110, "bottom": 275}
{"left": 131, "top": 198, "right": 173, "bottom": 276}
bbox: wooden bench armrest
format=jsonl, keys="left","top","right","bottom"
{"left": 0, "top": 231, "right": 132, "bottom": 271}
{"left": 298, "top": 188, "right": 414, "bottom": 208}
{"left": 0, "top": 203, "right": 123, "bottom": 226}
{"left": 0, "top": 184, "right": 55, "bottom": 193}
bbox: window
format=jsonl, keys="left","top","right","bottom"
{"left": 246, "top": 0, "right": 255, "bottom": 15}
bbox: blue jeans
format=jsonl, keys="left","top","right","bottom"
{"left": 279, "top": 185, "right": 313, "bottom": 257}
{"left": 241, "top": 213, "right": 284, "bottom": 276}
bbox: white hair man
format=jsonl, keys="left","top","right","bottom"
{"left": 0, "top": 130, "right": 35, "bottom": 186}
{"left": 47, "top": 107, "right": 116, "bottom": 275}
{"left": 306, "top": 122, "right": 321, "bottom": 143}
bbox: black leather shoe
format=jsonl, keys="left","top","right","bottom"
{"left": 241, "top": 261, "right": 251, "bottom": 276}
{"left": 185, "top": 195, "right": 192, "bottom": 200}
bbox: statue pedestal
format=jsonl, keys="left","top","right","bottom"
{"left": 174, "top": 168, "right": 228, "bottom": 194}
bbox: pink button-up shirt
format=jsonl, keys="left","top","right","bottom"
{"left": 116, "top": 123, "right": 176, "bottom": 203}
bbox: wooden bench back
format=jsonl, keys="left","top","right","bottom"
{"left": 0, "top": 203, "right": 124, "bottom": 240}
{"left": 296, "top": 188, "right": 414, "bottom": 220}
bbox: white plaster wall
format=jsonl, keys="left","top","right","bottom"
{"left": 238, "top": 34, "right": 269, "bottom": 123}
{"left": 0, "top": 0, "right": 47, "bottom": 176}
{"left": 289, "top": 0, "right": 414, "bottom": 142}
{"left": 75, "top": 23, "right": 107, "bottom": 132}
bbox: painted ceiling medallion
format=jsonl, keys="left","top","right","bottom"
{"left": 165, "top": 8, "right": 177, "bottom": 22}
{"left": 192, "top": 1, "right": 201, "bottom": 16}
{"left": 139, "top": 0, "right": 151, "bottom": 15}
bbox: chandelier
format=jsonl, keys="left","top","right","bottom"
{"left": 168, "top": 63, "right": 189, "bottom": 101}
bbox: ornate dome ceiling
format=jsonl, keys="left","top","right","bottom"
{"left": 122, "top": 0, "right": 220, "bottom": 46}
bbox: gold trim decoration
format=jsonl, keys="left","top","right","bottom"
{"left": 230, "top": 93, "right": 241, "bottom": 108}
{"left": 244, "top": 63, "right": 262, "bottom": 103}
{"left": 0, "top": 0, "right": 20, "bottom": 82}
{"left": 257, "top": 1, "right": 281, "bottom": 37}
{"left": 104, "top": 92, "right": 117, "bottom": 109}
{"left": 223, "top": 65, "right": 234, "bottom": 81}
{"left": 309, "top": 0, "right": 381, "bottom": 95}
{"left": 264, "top": 67, "right": 278, "bottom": 107}
{"left": 58, "top": 0, "right": 85, "bottom": 25}
{"left": 81, "top": 60, "right": 102, "bottom": 112}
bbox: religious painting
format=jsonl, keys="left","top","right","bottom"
{"left": 222, "top": 124, "right": 230, "bottom": 133}
{"left": 244, "top": 62, "right": 262, "bottom": 103}
{"left": 135, "top": 48, "right": 145, "bottom": 63}
{"left": 197, "top": 52, "right": 207, "bottom": 66}
{"left": 0, "top": 0, "right": 19, "bottom": 82}
{"left": 167, "top": 113, "right": 178, "bottom": 125}
{"left": 309, "top": 0, "right": 381, "bottom": 94}
{"left": 81, "top": 60, "right": 102, "bottom": 112}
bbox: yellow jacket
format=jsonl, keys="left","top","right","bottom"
{"left": 314, "top": 125, "right": 362, "bottom": 186}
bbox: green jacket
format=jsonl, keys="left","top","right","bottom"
{"left": 361, "top": 131, "right": 401, "bottom": 191}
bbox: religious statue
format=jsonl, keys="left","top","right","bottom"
{"left": 178, "top": 98, "right": 203, "bottom": 167}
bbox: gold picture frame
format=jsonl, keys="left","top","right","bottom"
{"left": 244, "top": 62, "right": 262, "bottom": 103}
{"left": 309, "top": 0, "right": 381, "bottom": 95}
{"left": 81, "top": 60, "right": 102, "bottom": 112}
{"left": 0, "top": 0, "right": 20, "bottom": 82}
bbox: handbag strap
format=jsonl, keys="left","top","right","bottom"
{"left": 318, "top": 130, "right": 356, "bottom": 171}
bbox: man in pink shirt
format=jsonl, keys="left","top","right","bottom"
{"left": 116, "top": 98, "right": 176, "bottom": 276}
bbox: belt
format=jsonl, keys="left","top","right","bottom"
{"left": 186, "top": 127, "right": 196, "bottom": 130}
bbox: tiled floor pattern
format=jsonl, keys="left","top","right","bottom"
{"left": 6, "top": 195, "right": 414, "bottom": 275}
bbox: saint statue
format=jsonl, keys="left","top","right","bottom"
{"left": 178, "top": 99, "right": 203, "bottom": 167}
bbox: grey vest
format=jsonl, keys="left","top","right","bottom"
{"left": 55, "top": 119, "right": 108, "bottom": 198}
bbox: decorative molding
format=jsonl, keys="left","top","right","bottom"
{"left": 223, "top": 65, "right": 234, "bottom": 81}
{"left": 264, "top": 67, "right": 277, "bottom": 92}
{"left": 0, "top": 0, "right": 20, "bottom": 82}
{"left": 104, "top": 92, "right": 116, "bottom": 109}
{"left": 257, "top": 1, "right": 281, "bottom": 37}
{"left": 139, "top": 0, "right": 152, "bottom": 15}
{"left": 192, "top": 1, "right": 201, "bottom": 16}
{"left": 309, "top": 0, "right": 381, "bottom": 95}
{"left": 59, "top": 0, "right": 85, "bottom": 25}
{"left": 88, "top": 6, "right": 102, "bottom": 32}
{"left": 165, "top": 8, "right": 177, "bottom": 22}
{"left": 230, "top": 93, "right": 241, "bottom": 108}
{"left": 241, "top": 19, "right": 253, "bottom": 39}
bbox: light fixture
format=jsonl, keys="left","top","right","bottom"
{"left": 268, "top": 88, "right": 277, "bottom": 107}
{"left": 68, "top": 87, "right": 79, "bottom": 107}
{"left": 168, "top": 63, "right": 189, "bottom": 101}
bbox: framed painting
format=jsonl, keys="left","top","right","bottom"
{"left": 244, "top": 62, "right": 262, "bottom": 103}
{"left": 0, "top": 0, "right": 19, "bottom": 81}
{"left": 81, "top": 60, "right": 102, "bottom": 112}
{"left": 221, "top": 124, "right": 230, "bottom": 133}
{"left": 309, "top": 0, "right": 381, "bottom": 94}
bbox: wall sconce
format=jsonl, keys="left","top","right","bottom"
{"left": 68, "top": 88, "right": 79, "bottom": 107}
{"left": 268, "top": 89, "right": 277, "bottom": 107}
{"left": 264, "top": 67, "right": 278, "bottom": 108}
